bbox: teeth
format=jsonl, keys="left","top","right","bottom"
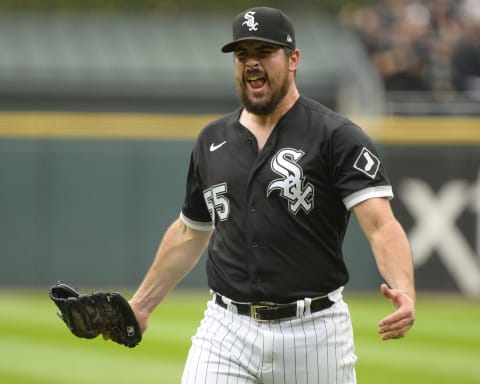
{"left": 247, "top": 76, "right": 262, "bottom": 81}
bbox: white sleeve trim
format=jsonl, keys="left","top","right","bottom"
{"left": 180, "top": 212, "right": 215, "bottom": 231}
{"left": 343, "top": 186, "right": 394, "bottom": 210}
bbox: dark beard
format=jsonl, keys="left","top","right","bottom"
{"left": 238, "top": 75, "right": 290, "bottom": 116}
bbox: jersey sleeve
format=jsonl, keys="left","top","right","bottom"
{"left": 180, "top": 150, "right": 215, "bottom": 231}
{"left": 330, "top": 122, "right": 393, "bottom": 210}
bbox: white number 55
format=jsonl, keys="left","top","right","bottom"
{"left": 203, "top": 183, "right": 230, "bottom": 223}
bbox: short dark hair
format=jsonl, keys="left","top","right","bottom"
{"left": 283, "top": 47, "right": 294, "bottom": 57}
{"left": 282, "top": 47, "right": 297, "bottom": 76}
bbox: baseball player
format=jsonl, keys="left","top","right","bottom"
{"left": 129, "top": 7, "right": 416, "bottom": 383}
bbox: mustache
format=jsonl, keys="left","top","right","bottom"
{"left": 244, "top": 68, "right": 267, "bottom": 78}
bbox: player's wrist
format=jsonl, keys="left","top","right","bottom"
{"left": 399, "top": 289, "right": 416, "bottom": 304}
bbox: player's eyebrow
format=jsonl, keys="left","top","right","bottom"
{"left": 234, "top": 43, "right": 281, "bottom": 57}
{"left": 255, "top": 43, "right": 279, "bottom": 50}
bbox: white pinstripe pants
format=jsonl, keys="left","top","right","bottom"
{"left": 181, "top": 289, "right": 357, "bottom": 384}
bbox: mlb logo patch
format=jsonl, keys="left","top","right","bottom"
{"left": 353, "top": 147, "right": 380, "bottom": 179}
{"left": 126, "top": 325, "right": 135, "bottom": 337}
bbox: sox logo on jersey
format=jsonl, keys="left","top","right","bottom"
{"left": 203, "top": 148, "right": 315, "bottom": 223}
{"left": 267, "top": 148, "right": 314, "bottom": 214}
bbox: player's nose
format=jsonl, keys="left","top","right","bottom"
{"left": 245, "top": 61, "right": 261, "bottom": 72}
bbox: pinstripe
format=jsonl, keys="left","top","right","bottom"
{"left": 311, "top": 310, "right": 328, "bottom": 384}
{"left": 333, "top": 309, "right": 338, "bottom": 383}
{"left": 291, "top": 319, "right": 298, "bottom": 382}
{"left": 281, "top": 322, "right": 286, "bottom": 384}
{"left": 205, "top": 311, "right": 224, "bottom": 383}
{"left": 306, "top": 312, "right": 320, "bottom": 384}
{"left": 337, "top": 310, "right": 343, "bottom": 384}
{"left": 339, "top": 310, "right": 348, "bottom": 383}
{"left": 234, "top": 314, "right": 247, "bottom": 384}
{"left": 250, "top": 318, "right": 261, "bottom": 382}
{"left": 225, "top": 311, "right": 243, "bottom": 384}
{"left": 182, "top": 295, "right": 356, "bottom": 384}
{"left": 343, "top": 311, "right": 356, "bottom": 380}
{"left": 236, "top": 313, "right": 255, "bottom": 383}
{"left": 300, "top": 316, "right": 309, "bottom": 384}
{"left": 183, "top": 315, "right": 208, "bottom": 383}
{"left": 336, "top": 304, "right": 344, "bottom": 383}
{"left": 182, "top": 302, "right": 238, "bottom": 384}
{"left": 237, "top": 315, "right": 254, "bottom": 379}
{"left": 343, "top": 303, "right": 357, "bottom": 383}
{"left": 278, "top": 318, "right": 286, "bottom": 384}
{"left": 312, "top": 309, "right": 321, "bottom": 384}
{"left": 322, "top": 315, "right": 329, "bottom": 382}
{"left": 183, "top": 315, "right": 205, "bottom": 383}
{"left": 251, "top": 323, "right": 261, "bottom": 379}
{"left": 333, "top": 304, "right": 342, "bottom": 383}
{"left": 216, "top": 308, "right": 234, "bottom": 384}
{"left": 260, "top": 324, "right": 265, "bottom": 379}
{"left": 267, "top": 322, "right": 276, "bottom": 384}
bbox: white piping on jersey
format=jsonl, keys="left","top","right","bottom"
{"left": 343, "top": 185, "right": 393, "bottom": 210}
{"left": 180, "top": 212, "right": 214, "bottom": 231}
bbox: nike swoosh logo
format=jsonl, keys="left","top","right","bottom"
{"left": 209, "top": 141, "right": 227, "bottom": 152}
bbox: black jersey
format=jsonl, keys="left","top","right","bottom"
{"left": 181, "top": 96, "right": 392, "bottom": 303}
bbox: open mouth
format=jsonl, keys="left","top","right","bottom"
{"left": 246, "top": 75, "right": 267, "bottom": 90}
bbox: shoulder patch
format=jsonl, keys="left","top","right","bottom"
{"left": 353, "top": 147, "right": 380, "bottom": 179}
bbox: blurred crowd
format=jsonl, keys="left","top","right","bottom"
{"left": 342, "top": 0, "right": 480, "bottom": 101}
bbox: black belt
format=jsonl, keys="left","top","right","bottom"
{"left": 214, "top": 294, "right": 334, "bottom": 321}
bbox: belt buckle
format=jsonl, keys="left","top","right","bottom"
{"left": 250, "top": 304, "right": 270, "bottom": 322}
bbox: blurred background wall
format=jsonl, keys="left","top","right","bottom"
{"left": 0, "top": 0, "right": 479, "bottom": 296}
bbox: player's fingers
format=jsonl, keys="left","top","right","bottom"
{"left": 379, "top": 308, "right": 415, "bottom": 330}
{"left": 379, "top": 305, "right": 413, "bottom": 326}
{"left": 380, "top": 283, "right": 393, "bottom": 299}
{"left": 379, "top": 283, "right": 415, "bottom": 337}
{"left": 379, "top": 309, "right": 415, "bottom": 341}
{"left": 381, "top": 329, "right": 405, "bottom": 340}
{"left": 379, "top": 315, "right": 414, "bottom": 334}
{"left": 380, "top": 322, "right": 413, "bottom": 340}
{"left": 381, "top": 284, "right": 415, "bottom": 310}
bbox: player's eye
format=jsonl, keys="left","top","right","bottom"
{"left": 234, "top": 50, "right": 248, "bottom": 60}
{"left": 234, "top": 45, "right": 278, "bottom": 61}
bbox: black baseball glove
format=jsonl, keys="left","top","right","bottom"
{"left": 48, "top": 282, "right": 141, "bottom": 348}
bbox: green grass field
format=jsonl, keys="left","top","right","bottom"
{"left": 0, "top": 289, "right": 479, "bottom": 383}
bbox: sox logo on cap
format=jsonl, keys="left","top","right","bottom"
{"left": 242, "top": 11, "right": 258, "bottom": 31}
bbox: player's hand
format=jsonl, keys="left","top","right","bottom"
{"left": 378, "top": 283, "right": 415, "bottom": 341}
{"left": 101, "top": 302, "right": 148, "bottom": 341}
{"left": 128, "top": 300, "right": 149, "bottom": 335}
{"left": 102, "top": 300, "right": 149, "bottom": 341}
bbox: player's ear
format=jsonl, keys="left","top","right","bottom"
{"left": 288, "top": 48, "right": 299, "bottom": 72}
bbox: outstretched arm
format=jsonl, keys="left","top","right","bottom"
{"left": 129, "top": 217, "right": 212, "bottom": 334}
{"left": 353, "top": 197, "right": 416, "bottom": 341}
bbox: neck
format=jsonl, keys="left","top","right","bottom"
{"left": 239, "top": 87, "right": 300, "bottom": 153}
{"left": 241, "top": 87, "right": 300, "bottom": 129}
